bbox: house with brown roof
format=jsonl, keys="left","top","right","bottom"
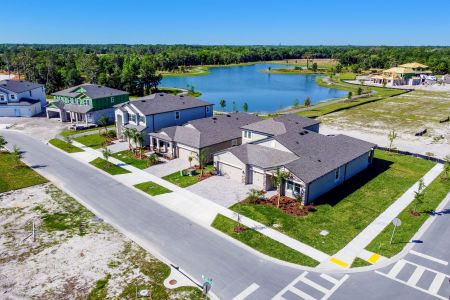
{"left": 370, "top": 62, "right": 433, "bottom": 86}
{"left": 213, "top": 114, "right": 375, "bottom": 204}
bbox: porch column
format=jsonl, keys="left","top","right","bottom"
{"left": 163, "top": 142, "right": 168, "bottom": 153}
{"left": 263, "top": 173, "right": 267, "bottom": 191}
{"left": 156, "top": 138, "right": 160, "bottom": 152}
{"left": 85, "top": 114, "right": 88, "bottom": 125}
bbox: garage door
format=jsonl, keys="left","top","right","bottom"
{"left": 178, "top": 147, "right": 197, "bottom": 163}
{"left": 218, "top": 162, "right": 242, "bottom": 181}
{"left": 251, "top": 171, "right": 265, "bottom": 189}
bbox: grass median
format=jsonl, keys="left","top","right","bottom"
{"left": 89, "top": 157, "right": 131, "bottom": 175}
{"left": 211, "top": 214, "right": 319, "bottom": 266}
{"left": 134, "top": 181, "right": 172, "bottom": 196}
{"left": 49, "top": 138, "right": 84, "bottom": 153}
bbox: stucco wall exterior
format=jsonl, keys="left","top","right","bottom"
{"left": 307, "top": 165, "right": 345, "bottom": 203}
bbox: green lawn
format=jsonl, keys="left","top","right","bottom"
{"left": 231, "top": 150, "right": 435, "bottom": 255}
{"left": 351, "top": 257, "right": 371, "bottom": 268}
{"left": 163, "top": 165, "right": 214, "bottom": 188}
{"left": 134, "top": 181, "right": 172, "bottom": 196}
{"left": 111, "top": 150, "right": 149, "bottom": 169}
{"left": 0, "top": 151, "right": 48, "bottom": 193}
{"left": 211, "top": 214, "right": 319, "bottom": 266}
{"left": 60, "top": 125, "right": 114, "bottom": 138}
{"left": 89, "top": 157, "right": 131, "bottom": 175}
{"left": 366, "top": 175, "right": 450, "bottom": 257}
{"left": 49, "top": 138, "right": 84, "bottom": 153}
{"left": 74, "top": 132, "right": 112, "bottom": 149}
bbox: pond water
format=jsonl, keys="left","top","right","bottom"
{"left": 161, "top": 63, "right": 346, "bottom": 113}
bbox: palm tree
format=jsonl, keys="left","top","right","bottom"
{"left": 98, "top": 116, "right": 109, "bottom": 135}
{"left": 195, "top": 149, "right": 208, "bottom": 176}
{"left": 129, "top": 128, "right": 138, "bottom": 153}
{"left": 272, "top": 168, "right": 290, "bottom": 208}
{"left": 122, "top": 128, "right": 132, "bottom": 150}
{"left": 12, "top": 145, "right": 22, "bottom": 168}
{"left": 412, "top": 179, "right": 425, "bottom": 215}
{"left": 304, "top": 96, "right": 311, "bottom": 107}
{"left": 135, "top": 132, "right": 145, "bottom": 159}
{"left": 242, "top": 102, "right": 249, "bottom": 112}
{"left": 148, "top": 153, "right": 158, "bottom": 167}
{"left": 0, "top": 135, "right": 8, "bottom": 152}
{"left": 102, "top": 146, "right": 112, "bottom": 168}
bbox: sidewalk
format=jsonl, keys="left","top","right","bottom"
{"left": 67, "top": 140, "right": 330, "bottom": 264}
{"left": 320, "top": 163, "right": 444, "bottom": 269}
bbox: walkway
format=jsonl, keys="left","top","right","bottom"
{"left": 321, "top": 163, "right": 444, "bottom": 269}
{"left": 67, "top": 140, "right": 330, "bottom": 264}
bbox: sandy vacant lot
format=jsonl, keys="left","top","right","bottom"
{"left": 0, "top": 116, "right": 67, "bottom": 142}
{"left": 319, "top": 90, "right": 450, "bottom": 159}
{"left": 0, "top": 184, "right": 200, "bottom": 299}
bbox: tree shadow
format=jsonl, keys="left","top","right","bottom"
{"left": 30, "top": 164, "right": 47, "bottom": 169}
{"left": 312, "top": 157, "right": 393, "bottom": 207}
{"left": 424, "top": 208, "right": 450, "bottom": 216}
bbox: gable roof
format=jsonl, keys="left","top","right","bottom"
{"left": 124, "top": 93, "right": 212, "bottom": 116}
{"left": 150, "top": 112, "right": 262, "bottom": 149}
{"left": 52, "top": 84, "right": 128, "bottom": 99}
{"left": 0, "top": 80, "right": 43, "bottom": 93}
{"left": 228, "top": 143, "right": 298, "bottom": 169}
{"left": 241, "top": 114, "right": 319, "bottom": 136}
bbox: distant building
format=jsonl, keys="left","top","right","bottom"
{"left": 47, "top": 84, "right": 129, "bottom": 124}
{"left": 442, "top": 74, "right": 450, "bottom": 84}
{"left": 115, "top": 93, "right": 213, "bottom": 145}
{"left": 370, "top": 62, "right": 433, "bottom": 86}
{"left": 0, "top": 80, "right": 46, "bottom": 117}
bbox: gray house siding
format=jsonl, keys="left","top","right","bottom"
{"left": 304, "top": 123, "right": 320, "bottom": 133}
{"left": 307, "top": 165, "right": 345, "bottom": 203}
{"left": 87, "top": 108, "right": 116, "bottom": 124}
{"left": 152, "top": 106, "right": 212, "bottom": 132}
{"left": 344, "top": 152, "right": 371, "bottom": 180}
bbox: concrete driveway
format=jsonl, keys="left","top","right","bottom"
{"left": 186, "top": 175, "right": 260, "bottom": 208}
{"left": 144, "top": 158, "right": 190, "bottom": 177}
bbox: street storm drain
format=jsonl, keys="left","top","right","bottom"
{"left": 169, "top": 279, "right": 177, "bottom": 285}
{"left": 320, "top": 230, "right": 329, "bottom": 236}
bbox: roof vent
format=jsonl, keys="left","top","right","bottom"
{"left": 296, "top": 141, "right": 299, "bottom": 144}
{"left": 304, "top": 131, "right": 308, "bottom": 134}
{"left": 159, "top": 94, "right": 164, "bottom": 96}
{"left": 141, "top": 100, "right": 146, "bottom": 103}
{"left": 180, "top": 95, "right": 184, "bottom": 98}
{"left": 299, "top": 132, "right": 304, "bottom": 135}
{"left": 295, "top": 122, "right": 299, "bottom": 124}
{"left": 318, "top": 159, "right": 321, "bottom": 162}
{"left": 226, "top": 114, "right": 231, "bottom": 117}
{"left": 182, "top": 101, "right": 185, "bottom": 104}
{"left": 212, "top": 117, "right": 217, "bottom": 120}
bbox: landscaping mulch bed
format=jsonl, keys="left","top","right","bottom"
{"left": 257, "top": 195, "right": 316, "bottom": 217}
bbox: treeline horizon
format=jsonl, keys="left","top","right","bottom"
{"left": 1, "top": 45, "right": 449, "bottom": 95}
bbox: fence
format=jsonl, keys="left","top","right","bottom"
{"left": 376, "top": 146, "right": 446, "bottom": 164}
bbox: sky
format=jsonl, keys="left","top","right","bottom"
{"left": 1, "top": 0, "right": 450, "bottom": 45}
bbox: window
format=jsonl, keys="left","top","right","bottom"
{"left": 29, "top": 91, "right": 32, "bottom": 97}
{"left": 206, "top": 106, "right": 210, "bottom": 113}
{"left": 130, "top": 114, "right": 137, "bottom": 123}
{"left": 175, "top": 111, "right": 180, "bottom": 120}
{"left": 139, "top": 115, "right": 145, "bottom": 124}
{"left": 10, "top": 94, "right": 16, "bottom": 100}
{"left": 0, "top": 95, "right": 5, "bottom": 102}
{"left": 244, "top": 130, "right": 252, "bottom": 139}
{"left": 335, "top": 168, "right": 340, "bottom": 181}
{"left": 111, "top": 97, "right": 115, "bottom": 103}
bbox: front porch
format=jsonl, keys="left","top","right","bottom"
{"left": 150, "top": 136, "right": 176, "bottom": 159}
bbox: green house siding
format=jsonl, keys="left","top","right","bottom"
{"left": 53, "top": 94, "right": 128, "bottom": 112}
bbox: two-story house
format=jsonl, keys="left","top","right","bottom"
{"left": 0, "top": 80, "right": 46, "bottom": 117}
{"left": 214, "top": 114, "right": 376, "bottom": 204}
{"left": 114, "top": 93, "right": 213, "bottom": 145}
{"left": 47, "top": 84, "right": 129, "bottom": 124}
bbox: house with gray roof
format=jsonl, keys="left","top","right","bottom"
{"left": 47, "top": 84, "right": 129, "bottom": 124}
{"left": 0, "top": 80, "right": 46, "bottom": 117}
{"left": 214, "top": 114, "right": 375, "bottom": 204}
{"left": 115, "top": 93, "right": 213, "bottom": 145}
{"left": 149, "top": 112, "right": 262, "bottom": 163}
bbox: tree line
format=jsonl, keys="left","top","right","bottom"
{"left": 1, "top": 44, "right": 449, "bottom": 95}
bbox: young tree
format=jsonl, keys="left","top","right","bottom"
{"left": 219, "top": 99, "right": 226, "bottom": 110}
{"left": 412, "top": 179, "right": 426, "bottom": 215}
{"left": 246, "top": 188, "right": 265, "bottom": 204}
{"left": 304, "top": 96, "right": 311, "bottom": 107}
{"left": 102, "top": 146, "right": 112, "bottom": 168}
{"left": 129, "top": 128, "right": 138, "bottom": 153}
{"left": 63, "top": 136, "right": 73, "bottom": 149}
{"left": 441, "top": 156, "right": 450, "bottom": 181}
{"left": 232, "top": 101, "right": 238, "bottom": 112}
{"left": 293, "top": 99, "right": 299, "bottom": 107}
{"left": 195, "top": 149, "right": 208, "bottom": 176}
{"left": 0, "top": 135, "right": 8, "bottom": 152}
{"left": 147, "top": 153, "right": 158, "bottom": 167}
{"left": 122, "top": 128, "right": 132, "bottom": 150}
{"left": 348, "top": 91, "right": 353, "bottom": 99}
{"left": 188, "top": 155, "right": 193, "bottom": 168}
{"left": 357, "top": 87, "right": 363, "bottom": 96}
{"left": 98, "top": 116, "right": 109, "bottom": 135}
{"left": 12, "top": 145, "right": 22, "bottom": 168}
{"left": 134, "top": 132, "right": 145, "bottom": 159}
{"left": 388, "top": 129, "right": 398, "bottom": 152}
{"left": 242, "top": 102, "right": 249, "bottom": 112}
{"left": 272, "top": 168, "right": 290, "bottom": 208}
{"left": 311, "top": 62, "right": 318, "bottom": 72}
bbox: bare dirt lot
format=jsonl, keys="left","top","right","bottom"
{"left": 0, "top": 116, "right": 67, "bottom": 142}
{"left": 319, "top": 90, "right": 450, "bottom": 159}
{"left": 0, "top": 184, "right": 201, "bottom": 299}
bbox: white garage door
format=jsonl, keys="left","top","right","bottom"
{"left": 218, "top": 162, "right": 242, "bottom": 181}
{"left": 252, "top": 171, "right": 265, "bottom": 189}
{"left": 178, "top": 147, "right": 197, "bottom": 163}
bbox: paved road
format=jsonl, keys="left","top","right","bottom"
{"left": 2, "top": 130, "right": 449, "bottom": 300}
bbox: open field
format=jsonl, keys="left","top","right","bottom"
{"left": 0, "top": 183, "right": 201, "bottom": 299}
{"left": 265, "top": 58, "right": 339, "bottom": 68}
{"left": 231, "top": 151, "right": 435, "bottom": 255}
{"left": 0, "top": 151, "right": 48, "bottom": 193}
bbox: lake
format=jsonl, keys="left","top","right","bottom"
{"left": 161, "top": 63, "right": 346, "bottom": 113}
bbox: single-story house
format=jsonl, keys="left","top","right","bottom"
{"left": 47, "top": 84, "right": 129, "bottom": 124}
{"left": 149, "top": 112, "right": 262, "bottom": 163}
{"left": 0, "top": 80, "right": 46, "bottom": 117}
{"left": 115, "top": 93, "right": 213, "bottom": 145}
{"left": 370, "top": 62, "right": 433, "bottom": 86}
{"left": 214, "top": 114, "right": 375, "bottom": 204}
